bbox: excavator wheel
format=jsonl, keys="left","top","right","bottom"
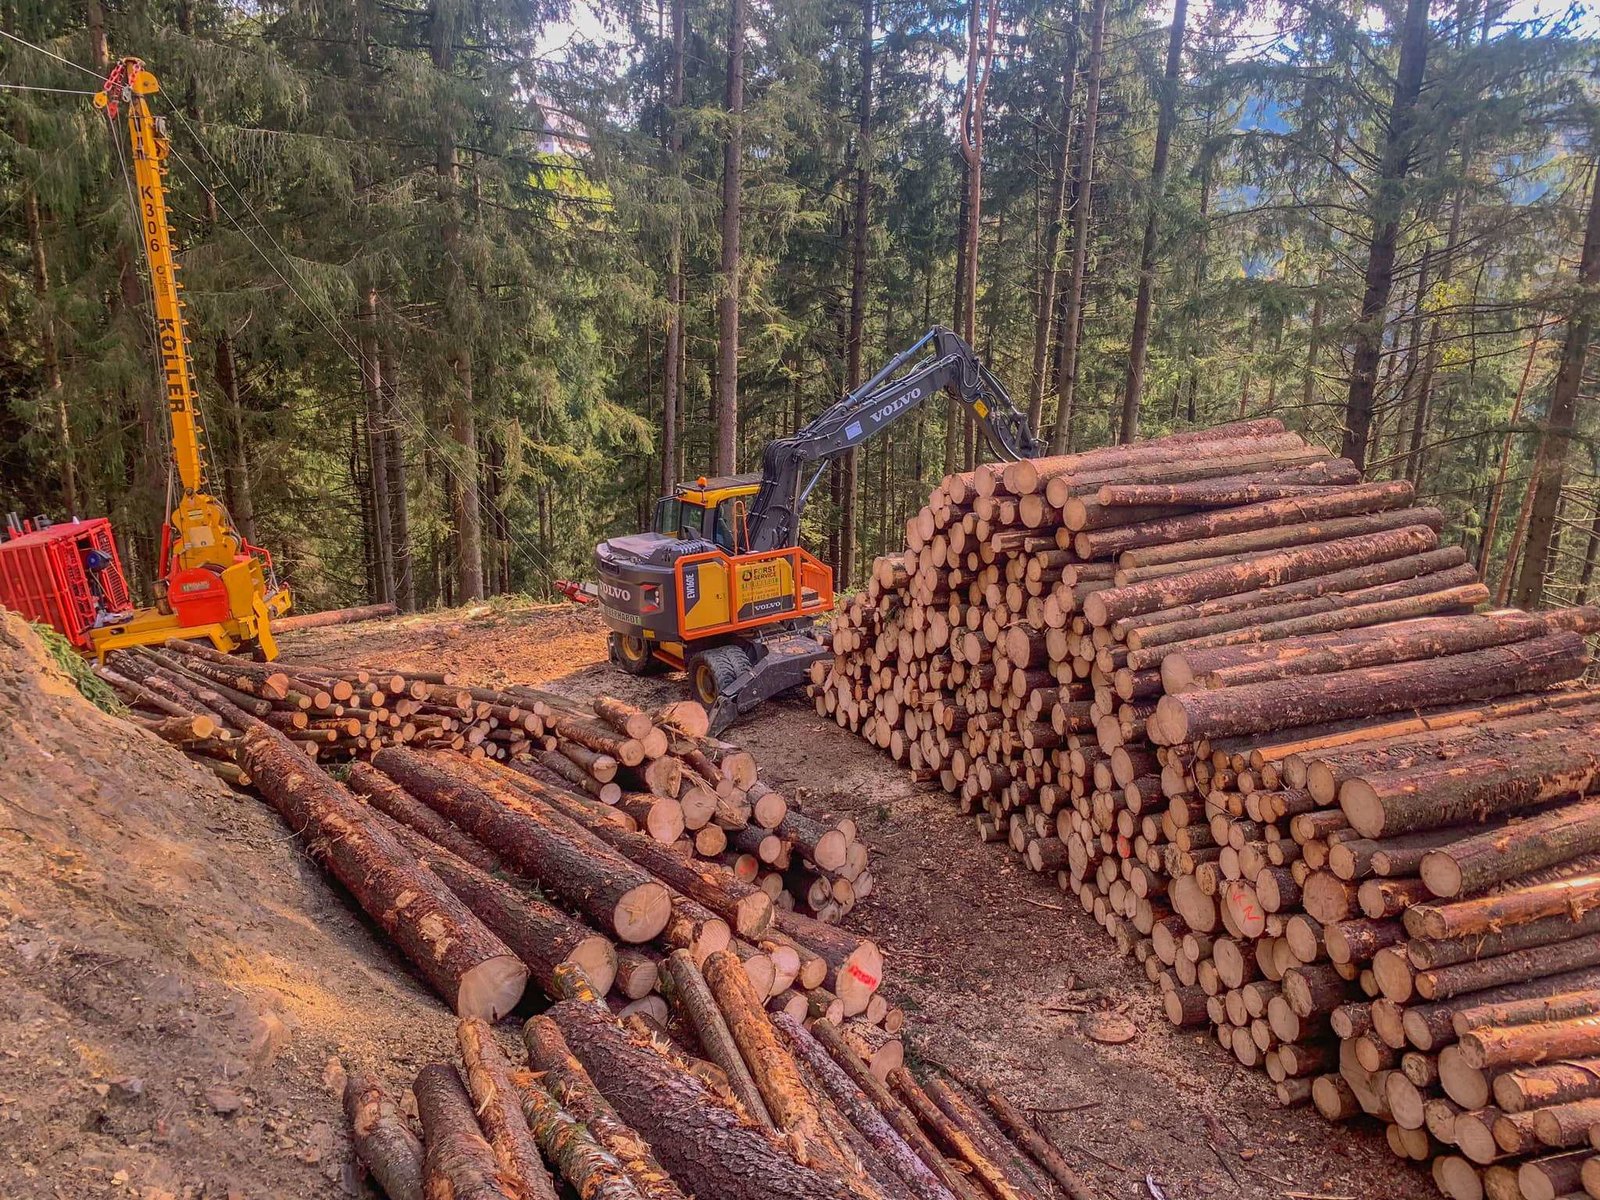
{"left": 688, "top": 644, "right": 754, "bottom": 707}
{"left": 609, "top": 632, "right": 663, "bottom": 676}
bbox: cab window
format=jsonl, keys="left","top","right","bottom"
{"left": 712, "top": 498, "right": 744, "bottom": 553}
{"left": 654, "top": 497, "right": 690, "bottom": 539}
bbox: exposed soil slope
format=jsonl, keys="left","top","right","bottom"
{"left": 0, "top": 613, "right": 453, "bottom": 1199}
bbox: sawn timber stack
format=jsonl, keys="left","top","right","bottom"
{"left": 814, "top": 417, "right": 1600, "bottom": 1199}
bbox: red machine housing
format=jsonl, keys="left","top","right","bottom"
{"left": 0, "top": 518, "right": 135, "bottom": 649}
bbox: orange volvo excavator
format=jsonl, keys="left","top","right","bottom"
{"left": 594, "top": 327, "right": 1040, "bottom": 733}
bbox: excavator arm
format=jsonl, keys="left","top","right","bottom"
{"left": 743, "top": 326, "right": 1038, "bottom": 553}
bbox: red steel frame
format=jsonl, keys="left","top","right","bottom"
{"left": 0, "top": 519, "right": 134, "bottom": 649}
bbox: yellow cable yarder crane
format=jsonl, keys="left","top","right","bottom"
{"left": 86, "top": 57, "right": 292, "bottom": 659}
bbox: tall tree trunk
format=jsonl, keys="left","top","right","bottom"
{"left": 383, "top": 351, "right": 416, "bottom": 612}
{"left": 1482, "top": 327, "right": 1546, "bottom": 590}
{"left": 1577, "top": 496, "right": 1600, "bottom": 605}
{"left": 1119, "top": 0, "right": 1188, "bottom": 443}
{"left": 1050, "top": 0, "right": 1108, "bottom": 454}
{"left": 1513, "top": 155, "right": 1600, "bottom": 608}
{"left": 661, "top": 0, "right": 686, "bottom": 495}
{"left": 16, "top": 120, "right": 74, "bottom": 515}
{"left": 430, "top": 4, "right": 480, "bottom": 602}
{"left": 1026, "top": 12, "right": 1080, "bottom": 433}
{"left": 714, "top": 0, "right": 746, "bottom": 476}
{"left": 840, "top": 0, "right": 874, "bottom": 589}
{"left": 947, "top": 163, "right": 970, "bottom": 475}
{"left": 451, "top": 356, "right": 484, "bottom": 601}
{"left": 1406, "top": 182, "right": 1468, "bottom": 483}
{"left": 1302, "top": 286, "right": 1325, "bottom": 416}
{"left": 362, "top": 290, "right": 395, "bottom": 605}
{"left": 214, "top": 336, "right": 257, "bottom": 547}
{"left": 1341, "top": 0, "right": 1431, "bottom": 470}
{"left": 957, "top": 0, "right": 999, "bottom": 348}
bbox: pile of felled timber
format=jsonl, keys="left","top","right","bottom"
{"left": 344, "top": 990, "right": 1093, "bottom": 1200}
{"left": 102, "top": 649, "right": 1095, "bottom": 1200}
{"left": 97, "top": 642, "right": 869, "bottom": 926}
{"left": 814, "top": 417, "right": 1600, "bottom": 1197}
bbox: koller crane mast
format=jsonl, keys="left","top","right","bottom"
{"left": 83, "top": 58, "right": 292, "bottom": 658}
{"left": 0, "top": 57, "right": 291, "bottom": 659}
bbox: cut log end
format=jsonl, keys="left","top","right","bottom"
{"left": 455, "top": 954, "right": 531, "bottom": 1020}
{"left": 613, "top": 880, "right": 675, "bottom": 944}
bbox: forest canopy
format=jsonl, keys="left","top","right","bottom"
{"left": 0, "top": 0, "right": 1596, "bottom": 613}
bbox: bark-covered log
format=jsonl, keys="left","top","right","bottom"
{"left": 1410, "top": 907, "right": 1600, "bottom": 971}
{"left": 772, "top": 909, "right": 882, "bottom": 1016}
{"left": 1085, "top": 524, "right": 1440, "bottom": 626}
{"left": 1421, "top": 795, "right": 1600, "bottom": 898}
{"left": 512, "top": 1072, "right": 646, "bottom": 1200}
{"left": 273, "top": 602, "right": 397, "bottom": 630}
{"left": 1151, "top": 632, "right": 1587, "bottom": 746}
{"left": 975, "top": 1082, "right": 1098, "bottom": 1200}
{"left": 457, "top": 1019, "right": 559, "bottom": 1200}
{"left": 240, "top": 730, "right": 527, "bottom": 1018}
{"left": 371, "top": 748, "right": 672, "bottom": 943}
{"left": 808, "top": 1019, "right": 983, "bottom": 1200}
{"left": 1517, "top": 1150, "right": 1591, "bottom": 1200}
{"left": 701, "top": 948, "right": 842, "bottom": 1168}
{"left": 594, "top": 695, "right": 658, "bottom": 741}
{"left": 658, "top": 949, "right": 774, "bottom": 1127}
{"left": 922, "top": 1077, "right": 1054, "bottom": 1199}
{"left": 1460, "top": 1013, "right": 1600, "bottom": 1069}
{"left": 1075, "top": 480, "right": 1420, "bottom": 558}
{"left": 375, "top": 813, "right": 619, "bottom": 998}
{"left": 1113, "top": 546, "right": 1466, "bottom": 637}
{"left": 548, "top": 797, "right": 773, "bottom": 938}
{"left": 548, "top": 714, "right": 648, "bottom": 767}
{"left": 1340, "top": 712, "right": 1600, "bottom": 842}
{"left": 1094, "top": 464, "right": 1362, "bottom": 509}
{"left": 1408, "top": 872, "right": 1600, "bottom": 940}
{"left": 771, "top": 1013, "right": 956, "bottom": 1200}
{"left": 414, "top": 1063, "right": 520, "bottom": 1200}
{"left": 521, "top": 1016, "right": 688, "bottom": 1200}
{"left": 1000, "top": 420, "right": 1290, "bottom": 494}
{"left": 547, "top": 999, "right": 870, "bottom": 1200}
{"left": 349, "top": 761, "right": 506, "bottom": 872}
{"left": 344, "top": 1066, "right": 424, "bottom": 1200}
{"left": 1419, "top": 938, "right": 1600, "bottom": 1002}
{"left": 887, "top": 1068, "right": 1024, "bottom": 1200}
{"left": 1494, "top": 1057, "right": 1600, "bottom": 1113}
{"left": 1165, "top": 608, "right": 1599, "bottom": 694}
{"left": 1123, "top": 561, "right": 1481, "bottom": 656}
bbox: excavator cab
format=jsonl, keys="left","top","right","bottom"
{"left": 652, "top": 476, "right": 760, "bottom": 552}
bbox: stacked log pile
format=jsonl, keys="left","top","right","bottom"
{"left": 346, "top": 989, "right": 1096, "bottom": 1200}
{"left": 101, "top": 648, "right": 890, "bottom": 1042}
{"left": 97, "top": 643, "right": 868, "bottom": 925}
{"left": 813, "top": 418, "right": 1600, "bottom": 1197}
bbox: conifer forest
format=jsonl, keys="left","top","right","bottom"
{"left": 0, "top": 0, "right": 1596, "bottom": 614}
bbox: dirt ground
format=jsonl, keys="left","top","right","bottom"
{"left": 284, "top": 598, "right": 1424, "bottom": 1200}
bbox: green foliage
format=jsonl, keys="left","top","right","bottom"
{"left": 31, "top": 622, "right": 123, "bottom": 713}
{"left": 0, "top": 0, "right": 1596, "bottom": 612}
